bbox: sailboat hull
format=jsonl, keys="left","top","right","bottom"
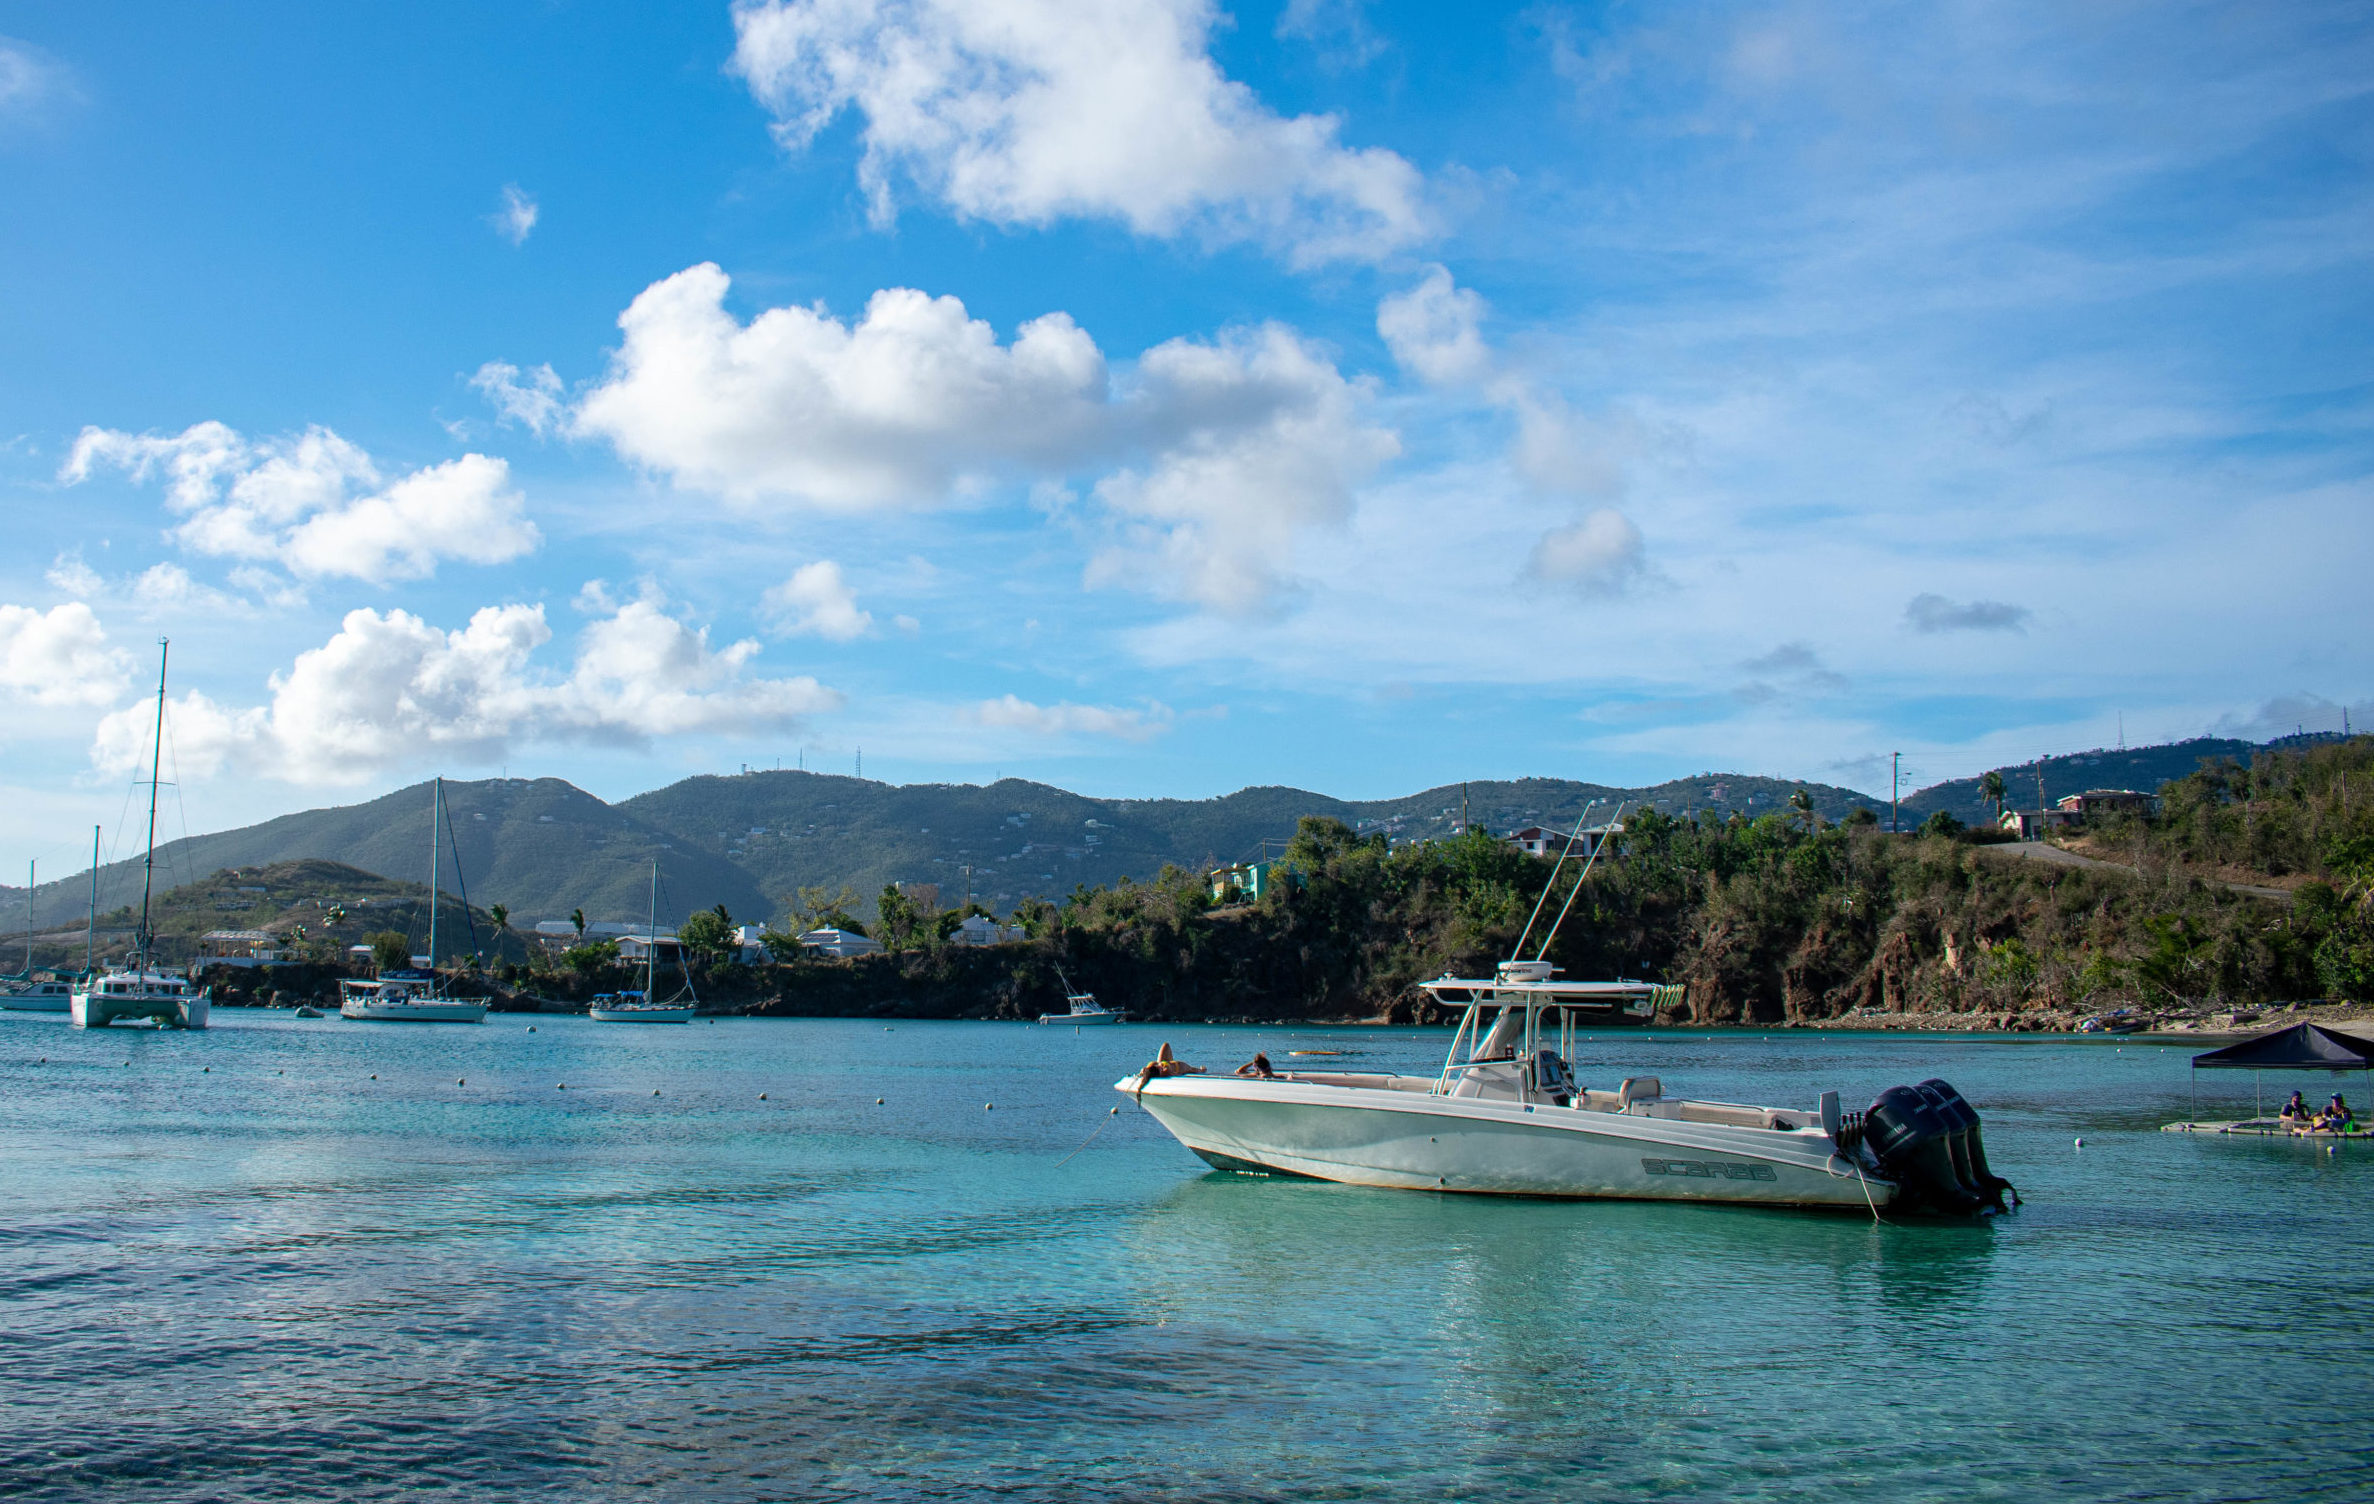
{"left": 71, "top": 989, "right": 209, "bottom": 1029}
{"left": 340, "top": 999, "right": 487, "bottom": 1023}
{"left": 589, "top": 1006, "right": 695, "bottom": 1023}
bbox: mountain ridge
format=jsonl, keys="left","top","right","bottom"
{"left": 3, "top": 733, "right": 2318, "bottom": 934}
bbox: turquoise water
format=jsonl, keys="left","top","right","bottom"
{"left": 1, "top": 1012, "right": 2367, "bottom": 1502}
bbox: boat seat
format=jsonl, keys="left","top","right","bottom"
{"left": 1618, "top": 1077, "right": 1663, "bottom": 1109}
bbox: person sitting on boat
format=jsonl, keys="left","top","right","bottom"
{"left": 2316, "top": 1094, "right": 2355, "bottom": 1133}
{"left": 1234, "top": 1052, "right": 1275, "bottom": 1079}
{"left": 2279, "top": 1090, "right": 2311, "bottom": 1123}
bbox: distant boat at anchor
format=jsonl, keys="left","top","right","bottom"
{"left": 339, "top": 777, "right": 486, "bottom": 1024}
{"left": 1039, "top": 970, "right": 1122, "bottom": 1025}
{"left": 590, "top": 860, "right": 697, "bottom": 1023}
{"left": 72, "top": 639, "right": 209, "bottom": 1030}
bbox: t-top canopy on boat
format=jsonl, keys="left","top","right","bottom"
{"left": 2190, "top": 1023, "right": 2374, "bottom": 1072}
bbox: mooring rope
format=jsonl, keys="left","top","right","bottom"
{"left": 1055, "top": 1106, "right": 1123, "bottom": 1168}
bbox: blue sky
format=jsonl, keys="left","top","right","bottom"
{"left": 3, "top": 0, "right": 2370, "bottom": 875}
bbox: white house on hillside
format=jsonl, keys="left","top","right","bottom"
{"left": 950, "top": 914, "right": 1024, "bottom": 947}
{"left": 799, "top": 927, "right": 882, "bottom": 958}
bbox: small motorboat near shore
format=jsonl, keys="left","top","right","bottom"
{"left": 1039, "top": 970, "right": 1121, "bottom": 1025}
{"left": 1119, "top": 963, "right": 2018, "bottom": 1214}
{"left": 1118, "top": 812, "right": 2017, "bottom": 1215}
{"left": 1, "top": 979, "right": 75, "bottom": 1013}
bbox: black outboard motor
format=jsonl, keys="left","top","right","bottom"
{"left": 1916, "top": 1079, "right": 2018, "bottom": 1208}
{"left": 1864, "top": 1083, "right": 1989, "bottom": 1215}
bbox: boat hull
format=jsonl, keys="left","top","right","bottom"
{"left": 589, "top": 1007, "right": 695, "bottom": 1023}
{"left": 1, "top": 994, "right": 71, "bottom": 1013}
{"left": 71, "top": 990, "right": 209, "bottom": 1029}
{"left": 1120, "top": 1075, "right": 1893, "bottom": 1210}
{"left": 340, "top": 1000, "right": 488, "bottom": 1023}
{"left": 1039, "top": 1011, "right": 1121, "bottom": 1024}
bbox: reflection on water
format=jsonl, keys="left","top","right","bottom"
{"left": 0, "top": 1013, "right": 2367, "bottom": 1501}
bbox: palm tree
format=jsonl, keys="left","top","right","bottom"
{"left": 1788, "top": 788, "right": 1816, "bottom": 834}
{"left": 1980, "top": 770, "right": 2007, "bottom": 826}
{"left": 490, "top": 903, "right": 509, "bottom": 934}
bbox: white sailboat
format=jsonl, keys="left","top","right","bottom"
{"left": 72, "top": 641, "right": 209, "bottom": 1030}
{"left": 339, "top": 777, "right": 488, "bottom": 1023}
{"left": 590, "top": 861, "right": 697, "bottom": 1023}
{"left": 0, "top": 855, "right": 72, "bottom": 1012}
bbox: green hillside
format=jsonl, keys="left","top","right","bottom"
{"left": 1894, "top": 736, "right": 2304, "bottom": 825}
{"left": 10, "top": 778, "right": 768, "bottom": 936}
{"left": 12, "top": 858, "right": 527, "bottom": 972}
{"left": 5, "top": 733, "right": 2316, "bottom": 941}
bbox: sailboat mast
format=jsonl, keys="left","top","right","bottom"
{"left": 428, "top": 777, "right": 440, "bottom": 976}
{"left": 136, "top": 639, "right": 168, "bottom": 970}
{"left": 23, "top": 860, "right": 31, "bottom": 974}
{"left": 646, "top": 858, "right": 658, "bottom": 999}
{"left": 86, "top": 827, "right": 99, "bottom": 975}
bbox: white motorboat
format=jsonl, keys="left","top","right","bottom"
{"left": 340, "top": 777, "right": 487, "bottom": 1024}
{"left": 1119, "top": 813, "right": 2017, "bottom": 1216}
{"left": 588, "top": 860, "right": 698, "bottom": 1024}
{"left": 1, "top": 979, "right": 74, "bottom": 1012}
{"left": 1039, "top": 969, "right": 1122, "bottom": 1024}
{"left": 1120, "top": 963, "right": 2014, "bottom": 1214}
{"left": 339, "top": 970, "right": 488, "bottom": 1023}
{"left": 73, "top": 640, "right": 209, "bottom": 1030}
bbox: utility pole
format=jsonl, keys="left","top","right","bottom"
{"left": 1890, "top": 752, "right": 1900, "bottom": 833}
{"left": 2036, "top": 758, "right": 2046, "bottom": 812}
{"left": 961, "top": 865, "right": 973, "bottom": 910}
{"left": 1460, "top": 782, "right": 1470, "bottom": 834}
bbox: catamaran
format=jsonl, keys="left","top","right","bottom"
{"left": 339, "top": 778, "right": 487, "bottom": 1023}
{"left": 1120, "top": 813, "right": 2016, "bottom": 1215}
{"left": 589, "top": 861, "right": 698, "bottom": 1023}
{"left": 72, "top": 641, "right": 210, "bottom": 1029}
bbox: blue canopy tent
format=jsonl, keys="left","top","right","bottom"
{"left": 2190, "top": 1022, "right": 2374, "bottom": 1123}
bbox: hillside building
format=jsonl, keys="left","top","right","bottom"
{"left": 2056, "top": 789, "right": 2157, "bottom": 820}
{"left": 949, "top": 914, "right": 1024, "bottom": 947}
{"left": 199, "top": 930, "right": 282, "bottom": 966}
{"left": 799, "top": 927, "right": 882, "bottom": 958}
{"left": 1207, "top": 860, "right": 1274, "bottom": 904}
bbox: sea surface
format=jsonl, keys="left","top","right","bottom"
{"left": 0, "top": 1010, "right": 2367, "bottom": 1502}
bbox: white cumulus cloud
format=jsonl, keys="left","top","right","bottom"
{"left": 763, "top": 561, "right": 874, "bottom": 641}
{"left": 574, "top": 263, "right": 1109, "bottom": 508}
{"left": 1092, "top": 324, "right": 1397, "bottom": 613}
{"left": 729, "top": 0, "right": 1427, "bottom": 265}
{"left": 1377, "top": 264, "right": 1489, "bottom": 386}
{"left": 89, "top": 592, "right": 838, "bottom": 785}
{"left": 552, "top": 263, "right": 1393, "bottom": 613}
{"left": 971, "top": 693, "right": 1173, "bottom": 741}
{"left": 0, "top": 601, "right": 132, "bottom": 706}
{"left": 62, "top": 423, "right": 540, "bottom": 584}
